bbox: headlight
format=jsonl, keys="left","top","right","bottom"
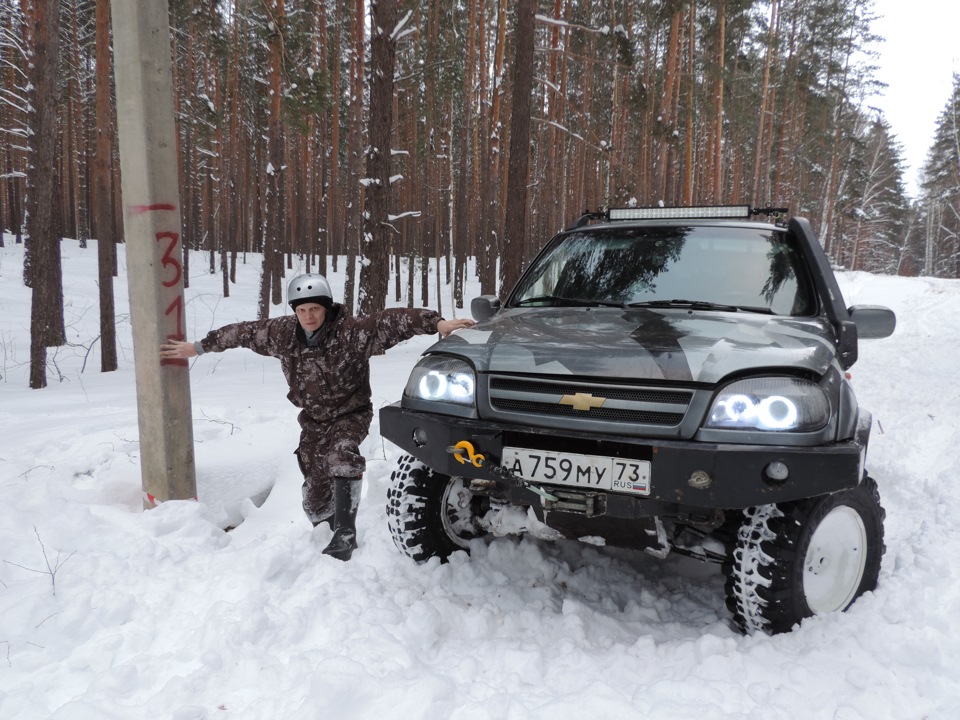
{"left": 705, "top": 377, "right": 828, "bottom": 432}
{"left": 404, "top": 356, "right": 476, "bottom": 406}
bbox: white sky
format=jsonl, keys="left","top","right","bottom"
{"left": 869, "top": 0, "right": 960, "bottom": 197}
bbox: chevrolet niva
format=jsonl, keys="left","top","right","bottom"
{"left": 380, "top": 206, "right": 896, "bottom": 634}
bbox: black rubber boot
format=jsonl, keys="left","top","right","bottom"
{"left": 322, "top": 478, "right": 361, "bottom": 561}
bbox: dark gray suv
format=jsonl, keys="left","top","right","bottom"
{"left": 379, "top": 206, "right": 896, "bottom": 634}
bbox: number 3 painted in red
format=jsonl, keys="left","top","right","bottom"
{"left": 155, "top": 231, "right": 183, "bottom": 287}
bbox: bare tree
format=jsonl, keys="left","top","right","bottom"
{"left": 358, "top": 0, "right": 402, "bottom": 315}
{"left": 451, "top": 0, "right": 478, "bottom": 309}
{"left": 258, "top": 0, "right": 287, "bottom": 319}
{"left": 342, "top": 0, "right": 366, "bottom": 315}
{"left": 24, "top": 0, "right": 65, "bottom": 389}
{"left": 0, "top": 3, "right": 28, "bottom": 245}
{"left": 94, "top": 0, "right": 117, "bottom": 372}
{"left": 500, "top": 0, "right": 536, "bottom": 297}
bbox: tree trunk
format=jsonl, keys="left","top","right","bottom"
{"left": 25, "top": 0, "right": 64, "bottom": 389}
{"left": 683, "top": 0, "right": 695, "bottom": 204}
{"left": 478, "top": 0, "right": 507, "bottom": 295}
{"left": 711, "top": 0, "right": 726, "bottom": 203}
{"left": 313, "top": 3, "right": 329, "bottom": 277}
{"left": 657, "top": 9, "right": 682, "bottom": 200}
{"left": 342, "top": 0, "right": 365, "bottom": 314}
{"left": 500, "top": 0, "right": 535, "bottom": 297}
{"left": 259, "top": 0, "right": 286, "bottom": 319}
{"left": 452, "top": 0, "right": 477, "bottom": 310}
{"left": 752, "top": 0, "right": 778, "bottom": 202}
{"left": 65, "top": 2, "right": 82, "bottom": 244}
{"left": 94, "top": 0, "right": 117, "bottom": 372}
{"left": 542, "top": 0, "right": 562, "bottom": 236}
{"left": 358, "top": 0, "right": 399, "bottom": 316}
{"left": 420, "top": 0, "right": 440, "bottom": 308}
{"left": 327, "top": 1, "right": 342, "bottom": 272}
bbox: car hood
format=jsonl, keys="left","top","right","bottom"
{"left": 429, "top": 307, "right": 838, "bottom": 384}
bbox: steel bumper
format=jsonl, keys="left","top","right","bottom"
{"left": 378, "top": 403, "right": 867, "bottom": 512}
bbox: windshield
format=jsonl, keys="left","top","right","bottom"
{"left": 509, "top": 225, "right": 815, "bottom": 316}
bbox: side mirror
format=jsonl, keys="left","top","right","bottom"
{"left": 471, "top": 295, "right": 501, "bottom": 322}
{"left": 848, "top": 305, "right": 896, "bottom": 339}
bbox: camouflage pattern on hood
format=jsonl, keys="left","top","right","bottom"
{"left": 200, "top": 305, "right": 441, "bottom": 422}
{"left": 428, "top": 307, "right": 838, "bottom": 384}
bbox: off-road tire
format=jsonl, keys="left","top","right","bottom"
{"left": 723, "top": 475, "right": 885, "bottom": 635}
{"left": 386, "top": 455, "right": 487, "bottom": 562}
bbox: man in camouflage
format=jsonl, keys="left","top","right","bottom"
{"left": 160, "top": 273, "right": 474, "bottom": 560}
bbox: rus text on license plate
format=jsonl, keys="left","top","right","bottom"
{"left": 501, "top": 447, "right": 651, "bottom": 496}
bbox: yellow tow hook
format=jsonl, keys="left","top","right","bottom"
{"left": 448, "top": 440, "right": 486, "bottom": 468}
{"left": 445, "top": 439, "right": 559, "bottom": 502}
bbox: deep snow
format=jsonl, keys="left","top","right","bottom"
{"left": 0, "top": 237, "right": 958, "bottom": 719}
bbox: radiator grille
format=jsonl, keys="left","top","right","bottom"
{"left": 487, "top": 376, "right": 692, "bottom": 428}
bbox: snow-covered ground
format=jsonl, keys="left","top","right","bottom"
{"left": 1, "top": 236, "right": 958, "bottom": 719}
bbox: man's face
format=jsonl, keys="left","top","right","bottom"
{"left": 295, "top": 303, "right": 327, "bottom": 332}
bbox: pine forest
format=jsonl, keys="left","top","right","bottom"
{"left": 3, "top": 0, "right": 960, "bottom": 383}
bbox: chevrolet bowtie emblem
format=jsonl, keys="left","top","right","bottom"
{"left": 559, "top": 392, "right": 606, "bottom": 411}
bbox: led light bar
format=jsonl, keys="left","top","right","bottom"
{"left": 609, "top": 205, "right": 751, "bottom": 220}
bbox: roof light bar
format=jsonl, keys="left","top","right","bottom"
{"left": 609, "top": 205, "right": 751, "bottom": 220}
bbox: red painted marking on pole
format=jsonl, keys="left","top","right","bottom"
{"left": 164, "top": 295, "right": 184, "bottom": 339}
{"left": 155, "top": 232, "right": 183, "bottom": 287}
{"left": 161, "top": 308, "right": 186, "bottom": 367}
{"left": 130, "top": 203, "right": 176, "bottom": 214}
{"left": 145, "top": 492, "right": 198, "bottom": 505}
{"left": 153, "top": 227, "right": 186, "bottom": 368}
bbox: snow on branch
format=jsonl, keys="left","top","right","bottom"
{"left": 0, "top": 56, "right": 28, "bottom": 80}
{"left": 535, "top": 14, "right": 611, "bottom": 36}
{"left": 380, "top": 209, "right": 422, "bottom": 235}
{"left": 387, "top": 211, "right": 422, "bottom": 222}
{"left": 391, "top": 9, "right": 416, "bottom": 42}
{"left": 0, "top": 93, "right": 29, "bottom": 115}
{"left": 0, "top": 27, "right": 29, "bottom": 58}
{"left": 533, "top": 116, "right": 586, "bottom": 144}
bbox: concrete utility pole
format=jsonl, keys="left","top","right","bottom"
{"left": 111, "top": 0, "right": 197, "bottom": 506}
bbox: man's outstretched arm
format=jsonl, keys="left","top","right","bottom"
{"left": 437, "top": 317, "right": 475, "bottom": 337}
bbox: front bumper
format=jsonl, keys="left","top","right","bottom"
{"left": 379, "top": 403, "right": 869, "bottom": 514}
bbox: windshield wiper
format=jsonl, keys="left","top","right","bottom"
{"left": 731, "top": 305, "right": 775, "bottom": 315}
{"left": 515, "top": 295, "right": 624, "bottom": 308}
{"left": 627, "top": 299, "right": 745, "bottom": 312}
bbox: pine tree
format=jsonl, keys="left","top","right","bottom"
{"left": 501, "top": 0, "right": 536, "bottom": 296}
{"left": 918, "top": 74, "right": 960, "bottom": 278}
{"left": 24, "top": 0, "right": 66, "bottom": 389}
{"left": 94, "top": 0, "right": 117, "bottom": 371}
{"left": 848, "top": 118, "right": 910, "bottom": 274}
{"left": 358, "top": 0, "right": 401, "bottom": 316}
{"left": 1, "top": 2, "right": 28, "bottom": 244}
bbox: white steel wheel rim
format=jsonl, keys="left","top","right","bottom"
{"left": 803, "top": 505, "right": 868, "bottom": 614}
{"left": 441, "top": 478, "right": 475, "bottom": 549}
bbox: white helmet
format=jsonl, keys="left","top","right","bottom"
{"left": 287, "top": 273, "right": 334, "bottom": 309}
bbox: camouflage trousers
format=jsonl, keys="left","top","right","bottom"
{"left": 295, "top": 408, "right": 371, "bottom": 525}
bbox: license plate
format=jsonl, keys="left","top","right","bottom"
{"left": 501, "top": 447, "right": 651, "bottom": 496}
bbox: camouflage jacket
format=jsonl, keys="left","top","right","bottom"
{"left": 199, "top": 305, "right": 441, "bottom": 423}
